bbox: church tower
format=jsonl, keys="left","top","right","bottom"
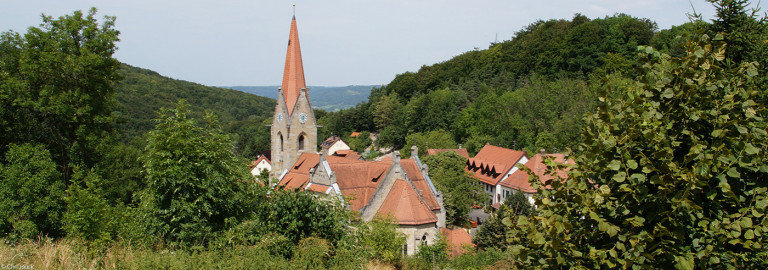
{"left": 271, "top": 12, "right": 317, "bottom": 179}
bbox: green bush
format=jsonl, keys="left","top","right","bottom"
{"left": 62, "top": 168, "right": 119, "bottom": 245}
{"left": 0, "top": 143, "right": 66, "bottom": 241}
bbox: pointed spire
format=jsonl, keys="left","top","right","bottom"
{"left": 281, "top": 8, "right": 306, "bottom": 116}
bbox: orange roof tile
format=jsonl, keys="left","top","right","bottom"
{"left": 306, "top": 183, "right": 331, "bottom": 193}
{"left": 278, "top": 153, "right": 319, "bottom": 189}
{"left": 440, "top": 228, "right": 474, "bottom": 257}
{"left": 426, "top": 148, "right": 470, "bottom": 159}
{"left": 499, "top": 153, "right": 574, "bottom": 193}
{"left": 334, "top": 149, "right": 360, "bottom": 158}
{"left": 377, "top": 179, "right": 438, "bottom": 225}
{"left": 400, "top": 159, "right": 440, "bottom": 211}
{"left": 349, "top": 132, "right": 361, "bottom": 138}
{"left": 281, "top": 15, "right": 306, "bottom": 116}
{"left": 327, "top": 156, "right": 391, "bottom": 211}
{"left": 467, "top": 145, "right": 526, "bottom": 185}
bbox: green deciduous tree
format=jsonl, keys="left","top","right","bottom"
{"left": 474, "top": 191, "right": 534, "bottom": 251}
{"left": 424, "top": 151, "right": 486, "bottom": 225}
{"left": 400, "top": 129, "right": 457, "bottom": 158}
{"left": 140, "top": 101, "right": 256, "bottom": 246}
{"left": 358, "top": 217, "right": 406, "bottom": 266}
{"left": 507, "top": 33, "right": 768, "bottom": 269}
{"left": 254, "top": 189, "right": 350, "bottom": 245}
{"left": 0, "top": 143, "right": 66, "bottom": 240}
{"left": 348, "top": 131, "right": 372, "bottom": 153}
{"left": 62, "top": 167, "right": 123, "bottom": 245}
{"left": 0, "top": 8, "right": 120, "bottom": 180}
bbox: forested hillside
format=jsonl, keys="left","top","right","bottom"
{"left": 318, "top": 13, "right": 699, "bottom": 155}
{"left": 114, "top": 64, "right": 274, "bottom": 157}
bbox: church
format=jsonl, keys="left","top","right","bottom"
{"left": 268, "top": 13, "right": 447, "bottom": 255}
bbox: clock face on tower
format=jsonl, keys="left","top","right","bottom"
{"left": 276, "top": 113, "right": 283, "bottom": 123}
{"left": 299, "top": 113, "right": 308, "bottom": 124}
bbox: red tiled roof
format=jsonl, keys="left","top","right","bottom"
{"left": 400, "top": 159, "right": 440, "bottom": 211}
{"left": 426, "top": 148, "right": 470, "bottom": 159}
{"left": 466, "top": 145, "right": 526, "bottom": 186}
{"left": 334, "top": 150, "right": 361, "bottom": 160}
{"left": 440, "top": 228, "right": 474, "bottom": 257}
{"left": 377, "top": 179, "right": 438, "bottom": 225}
{"left": 250, "top": 155, "right": 271, "bottom": 168}
{"left": 349, "top": 132, "right": 361, "bottom": 138}
{"left": 306, "top": 183, "right": 331, "bottom": 194}
{"left": 327, "top": 156, "right": 391, "bottom": 211}
{"left": 499, "top": 153, "right": 574, "bottom": 193}
{"left": 278, "top": 153, "right": 319, "bottom": 189}
{"left": 281, "top": 15, "right": 306, "bottom": 116}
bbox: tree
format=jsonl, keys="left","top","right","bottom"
{"left": 254, "top": 189, "right": 350, "bottom": 245}
{"left": 348, "top": 131, "right": 372, "bottom": 153}
{"left": 506, "top": 33, "right": 768, "bottom": 269}
{"left": 707, "top": 0, "right": 768, "bottom": 66}
{"left": 0, "top": 143, "right": 66, "bottom": 239}
{"left": 62, "top": 167, "right": 122, "bottom": 244}
{"left": 423, "top": 151, "right": 486, "bottom": 225}
{"left": 358, "top": 217, "right": 406, "bottom": 266}
{"left": 140, "top": 101, "right": 257, "bottom": 245}
{"left": 0, "top": 8, "right": 120, "bottom": 180}
{"left": 400, "top": 129, "right": 457, "bottom": 158}
{"left": 474, "top": 191, "right": 534, "bottom": 251}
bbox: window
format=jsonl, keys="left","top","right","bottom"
{"left": 298, "top": 134, "right": 305, "bottom": 150}
{"left": 402, "top": 244, "right": 408, "bottom": 255}
{"left": 279, "top": 133, "right": 284, "bottom": 152}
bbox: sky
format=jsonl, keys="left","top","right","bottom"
{"left": 0, "top": 1, "right": 761, "bottom": 87}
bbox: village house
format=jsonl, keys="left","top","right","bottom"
{"left": 249, "top": 155, "right": 271, "bottom": 176}
{"left": 428, "top": 145, "right": 573, "bottom": 208}
{"left": 498, "top": 150, "right": 574, "bottom": 204}
{"left": 320, "top": 135, "right": 351, "bottom": 156}
{"left": 465, "top": 144, "right": 528, "bottom": 207}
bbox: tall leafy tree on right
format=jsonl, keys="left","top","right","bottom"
{"left": 505, "top": 1, "right": 768, "bottom": 268}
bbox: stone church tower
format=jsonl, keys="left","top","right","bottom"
{"left": 271, "top": 14, "right": 317, "bottom": 179}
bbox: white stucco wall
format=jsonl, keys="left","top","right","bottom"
{"left": 328, "top": 140, "right": 351, "bottom": 156}
{"left": 250, "top": 159, "right": 272, "bottom": 176}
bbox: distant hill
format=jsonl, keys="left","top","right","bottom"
{"left": 114, "top": 64, "right": 275, "bottom": 143}
{"left": 223, "top": 85, "right": 377, "bottom": 111}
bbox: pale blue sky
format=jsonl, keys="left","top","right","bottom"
{"left": 0, "top": 1, "right": 760, "bottom": 86}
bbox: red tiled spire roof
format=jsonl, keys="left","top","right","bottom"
{"left": 281, "top": 15, "right": 306, "bottom": 116}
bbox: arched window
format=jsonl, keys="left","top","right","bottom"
{"left": 298, "top": 134, "right": 305, "bottom": 150}
{"left": 279, "top": 133, "right": 284, "bottom": 152}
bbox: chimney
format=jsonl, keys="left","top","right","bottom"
{"left": 421, "top": 163, "right": 429, "bottom": 177}
{"left": 411, "top": 145, "right": 419, "bottom": 159}
{"left": 458, "top": 144, "right": 462, "bottom": 149}
{"left": 319, "top": 149, "right": 328, "bottom": 165}
{"left": 540, "top": 149, "right": 546, "bottom": 155}
{"left": 393, "top": 151, "right": 401, "bottom": 172}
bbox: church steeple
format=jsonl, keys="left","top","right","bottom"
{"left": 270, "top": 8, "right": 317, "bottom": 180}
{"left": 281, "top": 11, "right": 306, "bottom": 116}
